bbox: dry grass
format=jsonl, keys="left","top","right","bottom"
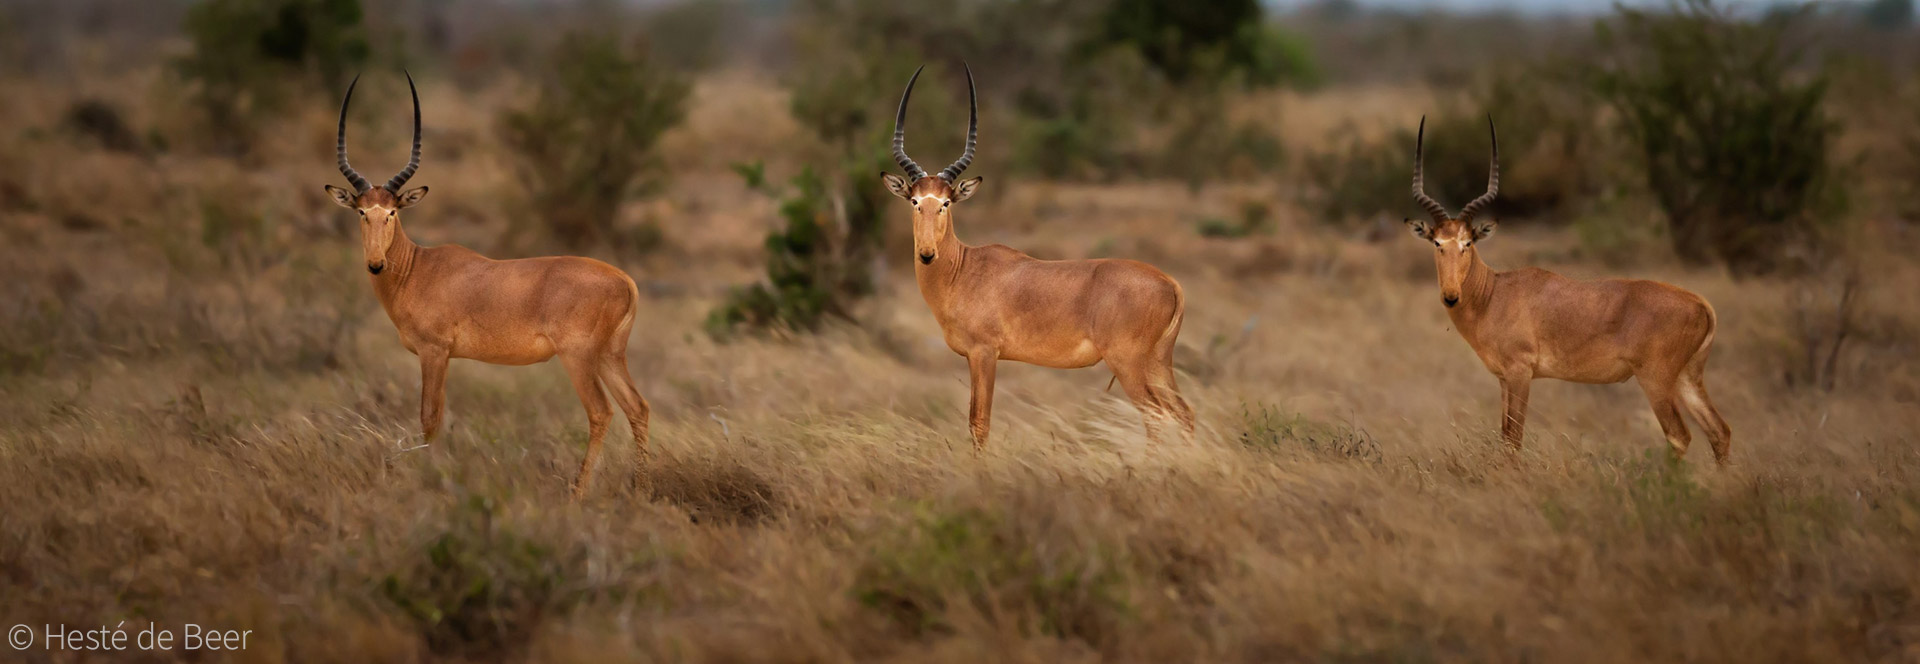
{"left": 3, "top": 65, "right": 1920, "bottom": 663}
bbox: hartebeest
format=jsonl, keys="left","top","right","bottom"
{"left": 1403, "top": 116, "right": 1731, "bottom": 463}
{"left": 323, "top": 73, "right": 652, "bottom": 498}
{"left": 881, "top": 65, "right": 1194, "bottom": 449}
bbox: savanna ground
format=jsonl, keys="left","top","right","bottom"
{"left": 5, "top": 24, "right": 1920, "bottom": 664}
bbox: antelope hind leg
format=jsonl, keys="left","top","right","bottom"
{"left": 1678, "top": 376, "right": 1731, "bottom": 465}
{"left": 1109, "top": 360, "right": 1166, "bottom": 443}
{"left": 1637, "top": 375, "right": 1692, "bottom": 460}
{"left": 1146, "top": 361, "right": 1194, "bottom": 442}
{"left": 562, "top": 353, "right": 613, "bottom": 501}
{"left": 597, "top": 353, "right": 654, "bottom": 494}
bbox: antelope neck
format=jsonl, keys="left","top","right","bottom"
{"left": 370, "top": 223, "right": 422, "bottom": 299}
{"left": 914, "top": 227, "right": 970, "bottom": 308}
{"left": 1445, "top": 248, "right": 1498, "bottom": 331}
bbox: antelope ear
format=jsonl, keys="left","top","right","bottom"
{"left": 952, "top": 176, "right": 983, "bottom": 202}
{"left": 324, "top": 185, "right": 358, "bottom": 209}
{"left": 396, "top": 186, "right": 430, "bottom": 209}
{"left": 1404, "top": 217, "right": 1434, "bottom": 241}
{"left": 881, "top": 172, "right": 912, "bottom": 199}
{"left": 1471, "top": 218, "right": 1497, "bottom": 242}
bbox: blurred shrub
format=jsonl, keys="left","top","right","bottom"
{"left": 706, "top": 162, "right": 887, "bottom": 337}
{"left": 1587, "top": 0, "right": 1841, "bottom": 275}
{"left": 1569, "top": 194, "right": 1670, "bottom": 268}
{"left": 709, "top": 9, "right": 911, "bottom": 338}
{"left": 1161, "top": 92, "right": 1287, "bottom": 190}
{"left": 1097, "top": 0, "right": 1316, "bottom": 87}
{"left": 1243, "top": 24, "right": 1324, "bottom": 89}
{"left": 854, "top": 505, "right": 1127, "bottom": 640}
{"left": 1236, "top": 404, "right": 1381, "bottom": 464}
{"left": 61, "top": 99, "right": 146, "bottom": 154}
{"left": 1785, "top": 271, "right": 1860, "bottom": 392}
{"left": 174, "top": 0, "right": 370, "bottom": 153}
{"left": 499, "top": 33, "right": 688, "bottom": 253}
{"left": 1306, "top": 67, "right": 1603, "bottom": 225}
{"left": 1196, "top": 200, "right": 1273, "bottom": 238}
{"left": 641, "top": 0, "right": 742, "bottom": 72}
{"left": 380, "top": 497, "right": 573, "bottom": 657}
{"left": 781, "top": 0, "right": 1301, "bottom": 185}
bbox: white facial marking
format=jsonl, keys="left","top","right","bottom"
{"left": 912, "top": 195, "right": 947, "bottom": 208}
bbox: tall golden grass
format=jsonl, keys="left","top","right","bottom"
{"left": 1, "top": 63, "right": 1918, "bottom": 662}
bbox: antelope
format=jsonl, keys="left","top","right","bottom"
{"left": 322, "top": 73, "right": 652, "bottom": 499}
{"left": 1403, "top": 116, "right": 1731, "bottom": 463}
{"left": 881, "top": 65, "right": 1194, "bottom": 449}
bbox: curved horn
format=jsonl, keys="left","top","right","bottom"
{"left": 1457, "top": 115, "right": 1500, "bottom": 224}
{"left": 936, "top": 62, "right": 978, "bottom": 182}
{"left": 1411, "top": 115, "right": 1450, "bottom": 224}
{"left": 336, "top": 74, "right": 371, "bottom": 194}
{"left": 383, "top": 70, "right": 423, "bottom": 193}
{"left": 891, "top": 65, "right": 929, "bottom": 181}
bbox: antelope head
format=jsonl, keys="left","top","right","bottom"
{"left": 323, "top": 73, "right": 430, "bottom": 275}
{"left": 880, "top": 65, "right": 983, "bottom": 266}
{"left": 1404, "top": 115, "right": 1499, "bottom": 308}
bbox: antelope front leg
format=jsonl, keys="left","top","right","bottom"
{"left": 419, "top": 346, "right": 451, "bottom": 441}
{"left": 1498, "top": 372, "right": 1532, "bottom": 450}
{"left": 967, "top": 350, "right": 999, "bottom": 451}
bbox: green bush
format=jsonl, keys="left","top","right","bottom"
{"left": 707, "top": 24, "right": 908, "bottom": 338}
{"left": 1587, "top": 0, "right": 1841, "bottom": 274}
{"left": 61, "top": 99, "right": 145, "bottom": 154}
{"left": 379, "top": 497, "right": 573, "bottom": 657}
{"left": 1236, "top": 404, "right": 1381, "bottom": 464}
{"left": 854, "top": 505, "right": 1129, "bottom": 640}
{"left": 1098, "top": 0, "right": 1283, "bottom": 85}
{"left": 500, "top": 33, "right": 688, "bottom": 252}
{"left": 706, "top": 161, "right": 888, "bottom": 337}
{"left": 174, "top": 0, "right": 369, "bottom": 153}
{"left": 780, "top": 0, "right": 1303, "bottom": 185}
{"left": 1306, "top": 66, "right": 1602, "bottom": 225}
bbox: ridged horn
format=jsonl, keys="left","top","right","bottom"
{"left": 1411, "top": 115, "right": 1451, "bottom": 224}
{"left": 336, "top": 74, "right": 371, "bottom": 194}
{"left": 382, "top": 70, "right": 423, "bottom": 193}
{"left": 1457, "top": 115, "right": 1499, "bottom": 224}
{"left": 891, "top": 65, "right": 929, "bottom": 181}
{"left": 935, "top": 62, "right": 978, "bottom": 182}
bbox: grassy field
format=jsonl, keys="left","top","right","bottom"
{"left": 3, "top": 63, "right": 1920, "bottom": 662}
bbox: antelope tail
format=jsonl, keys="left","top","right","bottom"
{"left": 617, "top": 275, "right": 640, "bottom": 343}
{"left": 1158, "top": 278, "right": 1186, "bottom": 354}
{"left": 1692, "top": 298, "right": 1718, "bottom": 368}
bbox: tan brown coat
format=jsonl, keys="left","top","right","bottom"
{"left": 1406, "top": 116, "right": 1731, "bottom": 462}
{"left": 883, "top": 66, "right": 1193, "bottom": 448}
{"left": 324, "top": 74, "right": 651, "bottom": 499}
